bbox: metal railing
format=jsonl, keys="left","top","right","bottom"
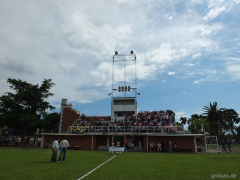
{"left": 67, "top": 126, "right": 185, "bottom": 134}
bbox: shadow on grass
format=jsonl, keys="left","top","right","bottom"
{"left": 33, "top": 161, "right": 54, "bottom": 164}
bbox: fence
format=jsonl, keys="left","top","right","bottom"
{"left": 66, "top": 125, "right": 186, "bottom": 134}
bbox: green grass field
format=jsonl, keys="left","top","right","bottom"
{"left": 0, "top": 148, "right": 239, "bottom": 180}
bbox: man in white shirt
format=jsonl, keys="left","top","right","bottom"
{"left": 51, "top": 138, "right": 59, "bottom": 162}
{"left": 157, "top": 142, "right": 161, "bottom": 152}
{"left": 130, "top": 142, "right": 134, "bottom": 152}
{"left": 16, "top": 136, "right": 21, "bottom": 147}
{"left": 38, "top": 137, "right": 42, "bottom": 147}
{"left": 58, "top": 137, "right": 69, "bottom": 162}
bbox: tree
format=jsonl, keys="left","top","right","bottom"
{"left": 221, "top": 109, "right": 240, "bottom": 142}
{"left": 236, "top": 125, "right": 240, "bottom": 141}
{"left": 188, "top": 119, "right": 211, "bottom": 134}
{"left": 0, "top": 78, "right": 55, "bottom": 136}
{"left": 179, "top": 116, "right": 187, "bottom": 126}
{"left": 202, "top": 102, "right": 240, "bottom": 141}
{"left": 41, "top": 112, "right": 60, "bottom": 132}
{"left": 203, "top": 102, "right": 224, "bottom": 138}
{"left": 175, "top": 121, "right": 182, "bottom": 126}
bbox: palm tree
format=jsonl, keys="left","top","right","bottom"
{"left": 202, "top": 102, "right": 225, "bottom": 138}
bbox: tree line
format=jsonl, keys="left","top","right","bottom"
{"left": 0, "top": 78, "right": 60, "bottom": 138}
{"left": 179, "top": 102, "right": 240, "bottom": 142}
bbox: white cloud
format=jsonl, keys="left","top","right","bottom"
{"left": 146, "top": 43, "right": 176, "bottom": 64}
{"left": 175, "top": 110, "right": 191, "bottom": 121}
{"left": 168, "top": 71, "right": 175, "bottom": 75}
{"left": 192, "top": 53, "right": 202, "bottom": 59}
{"left": 193, "top": 79, "right": 204, "bottom": 84}
{"left": 225, "top": 57, "right": 240, "bottom": 61}
{"left": 203, "top": 6, "right": 226, "bottom": 21}
{"left": 184, "top": 63, "right": 195, "bottom": 67}
{"left": 190, "top": 24, "right": 222, "bottom": 35}
{"left": 195, "top": 110, "right": 204, "bottom": 114}
{"left": 226, "top": 64, "right": 240, "bottom": 80}
{"left": 233, "top": 38, "right": 240, "bottom": 41}
{"left": 191, "top": 0, "right": 204, "bottom": 4}
{"left": 187, "top": 72, "right": 196, "bottom": 76}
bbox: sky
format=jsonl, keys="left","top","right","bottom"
{"left": 0, "top": 0, "right": 240, "bottom": 121}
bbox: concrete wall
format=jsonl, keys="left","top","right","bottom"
{"left": 60, "top": 108, "right": 80, "bottom": 132}
{"left": 43, "top": 134, "right": 196, "bottom": 152}
{"left": 111, "top": 97, "right": 137, "bottom": 120}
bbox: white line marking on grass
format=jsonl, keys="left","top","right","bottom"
{"left": 78, "top": 155, "right": 117, "bottom": 180}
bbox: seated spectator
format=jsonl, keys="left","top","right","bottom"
{"left": 174, "top": 143, "right": 178, "bottom": 152}
{"left": 129, "top": 141, "right": 134, "bottom": 152}
{"left": 161, "top": 141, "right": 165, "bottom": 152}
{"left": 157, "top": 142, "right": 161, "bottom": 152}
{"left": 150, "top": 143, "right": 155, "bottom": 152}
{"left": 165, "top": 142, "right": 169, "bottom": 152}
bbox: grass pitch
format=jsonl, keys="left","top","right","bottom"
{"left": 0, "top": 148, "right": 239, "bottom": 180}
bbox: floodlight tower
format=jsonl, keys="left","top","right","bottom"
{"left": 109, "top": 50, "right": 138, "bottom": 121}
{"left": 109, "top": 50, "right": 137, "bottom": 98}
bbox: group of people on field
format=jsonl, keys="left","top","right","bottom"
{"left": 0, "top": 135, "right": 27, "bottom": 147}
{"left": 221, "top": 138, "right": 232, "bottom": 153}
{"left": 125, "top": 139, "right": 134, "bottom": 152}
{"left": 149, "top": 141, "right": 179, "bottom": 153}
{"left": 51, "top": 137, "right": 69, "bottom": 163}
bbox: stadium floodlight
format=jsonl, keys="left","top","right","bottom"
{"left": 118, "top": 86, "right": 121, "bottom": 92}
{"left": 128, "top": 86, "right": 130, "bottom": 91}
{"left": 125, "top": 86, "right": 127, "bottom": 91}
{"left": 115, "top": 51, "right": 118, "bottom": 55}
{"left": 137, "top": 93, "right": 141, "bottom": 95}
{"left": 121, "top": 86, "right": 124, "bottom": 91}
{"left": 130, "top": 50, "right": 134, "bottom": 54}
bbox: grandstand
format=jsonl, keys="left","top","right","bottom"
{"left": 39, "top": 52, "right": 206, "bottom": 152}
{"left": 39, "top": 98, "right": 206, "bottom": 153}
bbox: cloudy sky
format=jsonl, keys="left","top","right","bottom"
{"left": 0, "top": 0, "right": 240, "bottom": 120}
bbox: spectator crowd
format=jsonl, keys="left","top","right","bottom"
{"left": 72, "top": 110, "right": 179, "bottom": 134}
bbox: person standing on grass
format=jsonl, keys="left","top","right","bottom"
{"left": 227, "top": 138, "right": 232, "bottom": 153}
{"left": 221, "top": 139, "right": 226, "bottom": 153}
{"left": 16, "top": 136, "right": 21, "bottom": 147}
{"left": 125, "top": 138, "right": 129, "bottom": 152}
{"left": 157, "top": 142, "right": 161, "bottom": 152}
{"left": 38, "top": 137, "right": 42, "bottom": 148}
{"left": 169, "top": 140, "right": 172, "bottom": 153}
{"left": 58, "top": 137, "right": 69, "bottom": 162}
{"left": 3, "top": 136, "right": 7, "bottom": 146}
{"left": 26, "top": 136, "right": 30, "bottom": 147}
{"left": 24, "top": 136, "right": 27, "bottom": 147}
{"left": 130, "top": 141, "right": 134, "bottom": 152}
{"left": 174, "top": 143, "right": 178, "bottom": 152}
{"left": 51, "top": 138, "right": 59, "bottom": 162}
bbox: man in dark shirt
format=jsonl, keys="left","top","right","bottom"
{"left": 125, "top": 139, "right": 129, "bottom": 152}
{"left": 227, "top": 138, "right": 232, "bottom": 153}
{"left": 221, "top": 140, "right": 226, "bottom": 153}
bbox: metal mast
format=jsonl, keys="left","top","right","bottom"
{"left": 109, "top": 51, "right": 137, "bottom": 98}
